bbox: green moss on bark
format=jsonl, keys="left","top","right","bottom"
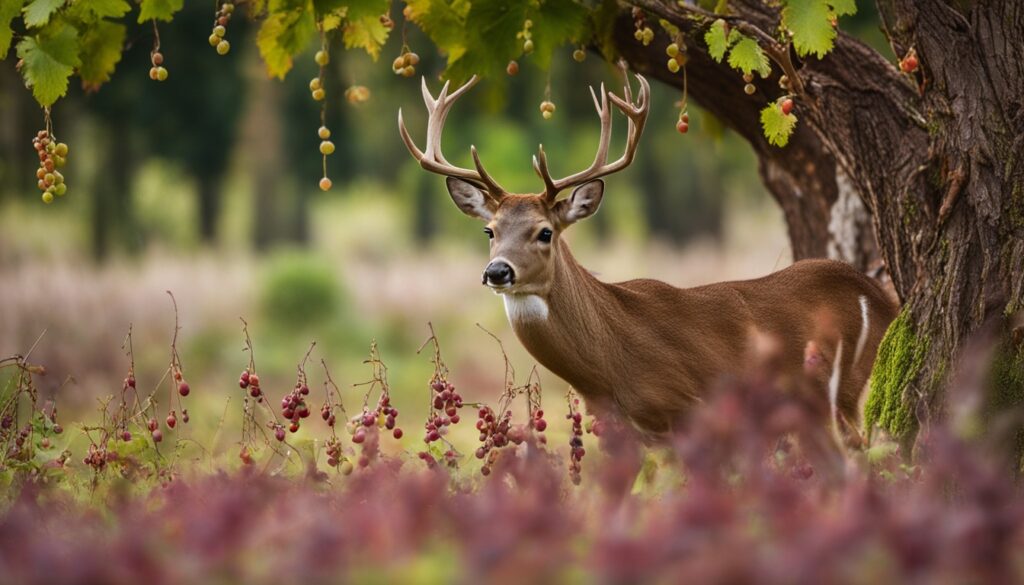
{"left": 864, "top": 308, "right": 930, "bottom": 441}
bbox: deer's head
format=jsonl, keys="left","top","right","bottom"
{"left": 399, "top": 74, "right": 650, "bottom": 297}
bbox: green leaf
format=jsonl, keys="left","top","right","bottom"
{"left": 342, "top": 13, "right": 388, "bottom": 59}
{"left": 16, "top": 21, "right": 80, "bottom": 106}
{"left": 257, "top": 3, "right": 315, "bottom": 78}
{"left": 1, "top": 0, "right": 25, "bottom": 56}
{"left": 829, "top": 0, "right": 856, "bottom": 17}
{"left": 443, "top": 0, "right": 525, "bottom": 83}
{"left": 704, "top": 18, "right": 729, "bottom": 62}
{"left": 138, "top": 0, "right": 183, "bottom": 23}
{"left": 79, "top": 19, "right": 125, "bottom": 86}
{"left": 781, "top": 0, "right": 835, "bottom": 59}
{"left": 406, "top": 0, "right": 469, "bottom": 63}
{"left": 727, "top": 35, "right": 770, "bottom": 77}
{"left": 760, "top": 102, "right": 797, "bottom": 147}
{"left": 529, "top": 0, "right": 587, "bottom": 70}
{"left": 84, "top": 0, "right": 131, "bottom": 19}
{"left": 22, "top": 0, "right": 64, "bottom": 28}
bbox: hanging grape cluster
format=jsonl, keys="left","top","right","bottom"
{"left": 32, "top": 130, "right": 67, "bottom": 204}
{"left": 208, "top": 2, "right": 234, "bottom": 55}
{"left": 392, "top": 48, "right": 419, "bottom": 77}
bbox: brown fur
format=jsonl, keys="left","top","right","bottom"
{"left": 452, "top": 187, "right": 897, "bottom": 437}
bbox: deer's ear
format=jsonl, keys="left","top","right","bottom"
{"left": 555, "top": 180, "right": 604, "bottom": 225}
{"left": 446, "top": 177, "right": 497, "bottom": 221}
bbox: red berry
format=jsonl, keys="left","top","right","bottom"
{"left": 535, "top": 419, "right": 547, "bottom": 432}
{"left": 178, "top": 381, "right": 190, "bottom": 396}
{"left": 676, "top": 121, "right": 689, "bottom": 134}
{"left": 900, "top": 54, "right": 918, "bottom": 73}
{"left": 166, "top": 414, "right": 176, "bottom": 429}
{"left": 781, "top": 98, "right": 794, "bottom": 115}
{"left": 275, "top": 427, "right": 286, "bottom": 441}
{"left": 393, "top": 428, "right": 403, "bottom": 439}
{"left": 151, "top": 429, "right": 163, "bottom": 443}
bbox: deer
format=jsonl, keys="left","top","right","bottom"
{"left": 398, "top": 73, "right": 897, "bottom": 445}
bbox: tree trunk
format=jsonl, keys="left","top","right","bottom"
{"left": 617, "top": 0, "right": 1024, "bottom": 455}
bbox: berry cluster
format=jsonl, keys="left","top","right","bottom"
{"left": 83, "top": 442, "right": 114, "bottom": 472}
{"left": 742, "top": 72, "right": 756, "bottom": 95}
{"left": 566, "top": 395, "right": 585, "bottom": 485}
{"left": 148, "top": 417, "right": 163, "bottom": 443}
{"left": 632, "top": 8, "right": 654, "bottom": 46}
{"left": 325, "top": 436, "right": 353, "bottom": 474}
{"left": 665, "top": 42, "right": 686, "bottom": 73}
{"left": 391, "top": 48, "right": 419, "bottom": 77}
{"left": 309, "top": 76, "right": 325, "bottom": 101}
{"left": 280, "top": 382, "right": 312, "bottom": 434}
{"left": 473, "top": 405, "right": 532, "bottom": 476}
{"left": 32, "top": 130, "right": 68, "bottom": 204}
{"left": 423, "top": 378, "right": 463, "bottom": 444}
{"left": 148, "top": 51, "right": 168, "bottom": 81}
{"left": 539, "top": 100, "right": 556, "bottom": 120}
{"left": 344, "top": 85, "right": 370, "bottom": 104}
{"left": 239, "top": 369, "right": 262, "bottom": 400}
{"left": 207, "top": 2, "right": 234, "bottom": 55}
{"left": 517, "top": 19, "right": 534, "bottom": 53}
{"left": 317, "top": 125, "right": 334, "bottom": 191}
{"left": 676, "top": 110, "right": 690, "bottom": 134}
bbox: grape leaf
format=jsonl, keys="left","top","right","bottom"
{"left": 406, "top": 0, "right": 469, "bottom": 63}
{"left": 83, "top": 0, "right": 131, "bottom": 19}
{"left": 1, "top": 0, "right": 25, "bottom": 56}
{"left": 760, "top": 103, "right": 797, "bottom": 147}
{"left": 16, "top": 22, "right": 80, "bottom": 106}
{"left": 257, "top": 5, "right": 315, "bottom": 78}
{"left": 829, "top": 0, "right": 856, "bottom": 17}
{"left": 704, "top": 19, "right": 730, "bottom": 62}
{"left": 22, "top": 0, "right": 64, "bottom": 28}
{"left": 444, "top": 0, "right": 524, "bottom": 83}
{"left": 781, "top": 0, "right": 835, "bottom": 59}
{"left": 342, "top": 13, "right": 388, "bottom": 59}
{"left": 529, "top": 0, "right": 587, "bottom": 70}
{"left": 79, "top": 19, "right": 125, "bottom": 86}
{"left": 727, "top": 35, "right": 770, "bottom": 77}
{"left": 137, "top": 0, "right": 183, "bottom": 23}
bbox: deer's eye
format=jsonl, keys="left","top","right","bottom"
{"left": 483, "top": 227, "right": 494, "bottom": 239}
{"left": 538, "top": 228, "right": 553, "bottom": 243}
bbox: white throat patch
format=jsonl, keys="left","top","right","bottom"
{"left": 503, "top": 294, "right": 549, "bottom": 324}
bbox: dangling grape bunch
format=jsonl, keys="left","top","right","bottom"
{"left": 32, "top": 130, "right": 68, "bottom": 204}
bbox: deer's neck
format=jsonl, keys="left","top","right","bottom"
{"left": 502, "top": 242, "right": 619, "bottom": 401}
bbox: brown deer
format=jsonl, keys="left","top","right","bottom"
{"left": 399, "top": 74, "right": 897, "bottom": 441}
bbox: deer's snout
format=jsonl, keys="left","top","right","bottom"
{"left": 483, "top": 261, "right": 515, "bottom": 287}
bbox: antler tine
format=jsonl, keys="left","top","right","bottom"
{"left": 533, "top": 145, "right": 558, "bottom": 200}
{"left": 471, "top": 145, "right": 505, "bottom": 195}
{"left": 397, "top": 109, "right": 425, "bottom": 160}
{"left": 399, "top": 76, "right": 506, "bottom": 196}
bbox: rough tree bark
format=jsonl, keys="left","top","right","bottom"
{"left": 616, "top": 0, "right": 1024, "bottom": 456}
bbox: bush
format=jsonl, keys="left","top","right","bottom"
{"left": 259, "top": 251, "right": 343, "bottom": 330}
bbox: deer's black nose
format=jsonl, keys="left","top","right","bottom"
{"left": 483, "top": 261, "right": 515, "bottom": 286}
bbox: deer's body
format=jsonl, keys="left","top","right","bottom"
{"left": 399, "top": 73, "right": 897, "bottom": 439}
{"left": 504, "top": 237, "right": 897, "bottom": 435}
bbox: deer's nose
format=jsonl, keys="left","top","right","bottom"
{"left": 483, "top": 261, "right": 515, "bottom": 286}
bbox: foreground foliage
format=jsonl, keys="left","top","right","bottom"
{"left": 1, "top": 316, "right": 1022, "bottom": 584}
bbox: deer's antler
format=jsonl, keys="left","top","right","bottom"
{"left": 398, "top": 76, "right": 507, "bottom": 197}
{"left": 533, "top": 73, "right": 650, "bottom": 202}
